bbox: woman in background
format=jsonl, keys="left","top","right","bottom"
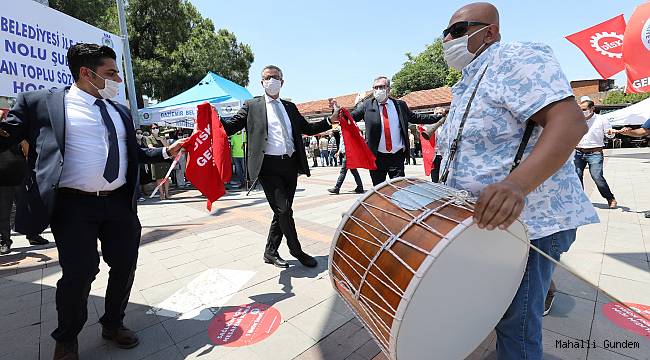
{"left": 146, "top": 123, "right": 171, "bottom": 200}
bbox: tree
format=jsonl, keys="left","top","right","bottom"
{"left": 52, "top": 0, "right": 254, "bottom": 107}
{"left": 391, "top": 39, "right": 459, "bottom": 98}
{"left": 603, "top": 90, "right": 650, "bottom": 105}
{"left": 50, "top": 0, "right": 117, "bottom": 33}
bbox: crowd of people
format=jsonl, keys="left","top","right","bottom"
{"left": 0, "top": 2, "right": 649, "bottom": 359}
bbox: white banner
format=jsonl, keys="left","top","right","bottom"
{"left": 0, "top": 1, "right": 126, "bottom": 103}
{"left": 139, "top": 100, "right": 241, "bottom": 129}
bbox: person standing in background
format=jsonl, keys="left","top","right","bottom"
{"left": 319, "top": 135, "right": 330, "bottom": 166}
{"left": 309, "top": 136, "right": 319, "bottom": 167}
{"left": 230, "top": 130, "right": 247, "bottom": 189}
{"left": 328, "top": 134, "right": 338, "bottom": 166}
{"left": 146, "top": 123, "right": 171, "bottom": 200}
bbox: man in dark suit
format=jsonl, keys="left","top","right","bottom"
{"left": 0, "top": 43, "right": 183, "bottom": 360}
{"left": 221, "top": 65, "right": 332, "bottom": 269}
{"left": 331, "top": 76, "right": 442, "bottom": 186}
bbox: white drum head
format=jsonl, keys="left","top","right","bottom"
{"left": 393, "top": 219, "right": 529, "bottom": 360}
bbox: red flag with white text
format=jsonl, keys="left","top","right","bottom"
{"left": 565, "top": 15, "right": 626, "bottom": 79}
{"left": 623, "top": 2, "right": 650, "bottom": 93}
{"left": 338, "top": 108, "right": 377, "bottom": 170}
{"left": 417, "top": 126, "right": 435, "bottom": 176}
{"left": 182, "top": 103, "right": 231, "bottom": 211}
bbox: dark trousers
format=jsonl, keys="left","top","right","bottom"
{"left": 431, "top": 155, "right": 443, "bottom": 183}
{"left": 50, "top": 188, "right": 141, "bottom": 342}
{"left": 0, "top": 185, "right": 19, "bottom": 244}
{"left": 258, "top": 155, "right": 304, "bottom": 256}
{"left": 334, "top": 156, "right": 363, "bottom": 190}
{"left": 369, "top": 150, "right": 406, "bottom": 186}
{"left": 573, "top": 151, "right": 614, "bottom": 201}
{"left": 232, "top": 157, "right": 245, "bottom": 184}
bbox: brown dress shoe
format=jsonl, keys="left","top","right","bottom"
{"left": 101, "top": 325, "right": 140, "bottom": 349}
{"left": 53, "top": 340, "right": 78, "bottom": 360}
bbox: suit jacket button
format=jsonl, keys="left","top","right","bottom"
{"left": 59, "top": 160, "right": 64, "bottom": 166}
{"left": 51, "top": 184, "right": 56, "bottom": 189}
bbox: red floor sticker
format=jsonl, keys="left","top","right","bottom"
{"left": 208, "top": 303, "right": 281, "bottom": 347}
{"left": 602, "top": 302, "right": 650, "bottom": 338}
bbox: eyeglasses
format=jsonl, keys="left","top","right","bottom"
{"left": 443, "top": 21, "right": 489, "bottom": 39}
{"left": 262, "top": 75, "right": 282, "bottom": 81}
{"left": 373, "top": 85, "right": 388, "bottom": 90}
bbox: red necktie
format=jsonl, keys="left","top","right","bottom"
{"left": 381, "top": 103, "right": 393, "bottom": 152}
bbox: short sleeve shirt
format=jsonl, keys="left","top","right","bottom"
{"left": 438, "top": 41, "right": 599, "bottom": 240}
{"left": 642, "top": 117, "right": 650, "bottom": 130}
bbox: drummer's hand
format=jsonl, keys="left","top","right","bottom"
{"left": 474, "top": 180, "right": 525, "bottom": 231}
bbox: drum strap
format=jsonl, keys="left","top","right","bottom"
{"left": 509, "top": 120, "right": 536, "bottom": 173}
{"left": 439, "top": 66, "right": 488, "bottom": 184}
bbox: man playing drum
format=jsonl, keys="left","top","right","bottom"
{"left": 438, "top": 3, "right": 598, "bottom": 359}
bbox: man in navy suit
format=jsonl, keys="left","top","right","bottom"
{"left": 0, "top": 43, "right": 183, "bottom": 360}
{"left": 330, "top": 76, "right": 442, "bottom": 186}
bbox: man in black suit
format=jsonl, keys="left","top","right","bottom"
{"left": 0, "top": 43, "right": 183, "bottom": 360}
{"left": 331, "top": 76, "right": 442, "bottom": 186}
{"left": 221, "top": 65, "right": 332, "bottom": 269}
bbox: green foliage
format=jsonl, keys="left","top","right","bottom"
{"left": 51, "top": 0, "right": 254, "bottom": 107}
{"left": 603, "top": 90, "right": 650, "bottom": 105}
{"left": 391, "top": 39, "right": 458, "bottom": 98}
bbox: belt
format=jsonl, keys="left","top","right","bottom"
{"left": 58, "top": 187, "right": 119, "bottom": 197}
{"left": 575, "top": 147, "right": 603, "bottom": 153}
{"left": 265, "top": 153, "right": 294, "bottom": 160}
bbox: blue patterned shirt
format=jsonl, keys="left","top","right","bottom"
{"left": 439, "top": 42, "right": 599, "bottom": 240}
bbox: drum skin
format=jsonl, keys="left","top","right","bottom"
{"left": 329, "top": 178, "right": 529, "bottom": 360}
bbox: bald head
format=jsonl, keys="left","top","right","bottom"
{"left": 449, "top": 2, "right": 499, "bottom": 27}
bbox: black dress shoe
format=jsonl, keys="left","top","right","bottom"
{"left": 354, "top": 188, "right": 365, "bottom": 194}
{"left": 327, "top": 188, "right": 340, "bottom": 194}
{"left": 263, "top": 254, "right": 289, "bottom": 268}
{"left": 101, "top": 325, "right": 140, "bottom": 349}
{"left": 27, "top": 234, "right": 49, "bottom": 245}
{"left": 53, "top": 339, "right": 78, "bottom": 360}
{"left": 291, "top": 252, "right": 317, "bottom": 268}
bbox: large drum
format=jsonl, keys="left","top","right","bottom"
{"left": 329, "top": 178, "right": 529, "bottom": 360}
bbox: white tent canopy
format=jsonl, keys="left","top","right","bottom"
{"left": 604, "top": 98, "right": 650, "bottom": 126}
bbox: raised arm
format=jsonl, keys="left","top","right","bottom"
{"left": 220, "top": 101, "right": 250, "bottom": 136}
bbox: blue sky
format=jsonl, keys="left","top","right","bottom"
{"left": 190, "top": 0, "right": 639, "bottom": 103}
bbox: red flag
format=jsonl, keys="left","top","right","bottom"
{"left": 565, "top": 15, "right": 626, "bottom": 79}
{"left": 182, "top": 103, "right": 231, "bottom": 211}
{"left": 338, "top": 108, "right": 377, "bottom": 170}
{"left": 417, "top": 126, "right": 435, "bottom": 176}
{"left": 623, "top": 2, "right": 650, "bottom": 93}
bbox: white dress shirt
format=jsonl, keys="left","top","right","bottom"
{"left": 378, "top": 99, "right": 404, "bottom": 153}
{"left": 576, "top": 114, "right": 615, "bottom": 149}
{"left": 264, "top": 94, "right": 294, "bottom": 156}
{"left": 59, "top": 85, "right": 128, "bottom": 192}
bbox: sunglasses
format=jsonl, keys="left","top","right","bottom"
{"left": 262, "top": 75, "right": 282, "bottom": 81}
{"left": 443, "top": 21, "right": 489, "bottom": 39}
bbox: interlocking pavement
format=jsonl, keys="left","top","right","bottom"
{"left": 1, "top": 148, "right": 648, "bottom": 360}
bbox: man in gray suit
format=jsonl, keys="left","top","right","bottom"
{"left": 221, "top": 65, "right": 333, "bottom": 268}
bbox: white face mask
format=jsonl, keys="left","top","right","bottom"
{"left": 136, "top": 133, "right": 143, "bottom": 140}
{"left": 87, "top": 69, "right": 120, "bottom": 99}
{"left": 373, "top": 88, "right": 388, "bottom": 103}
{"left": 263, "top": 78, "right": 282, "bottom": 97}
{"left": 152, "top": 128, "right": 159, "bottom": 135}
{"left": 583, "top": 110, "right": 593, "bottom": 118}
{"left": 443, "top": 26, "right": 488, "bottom": 71}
